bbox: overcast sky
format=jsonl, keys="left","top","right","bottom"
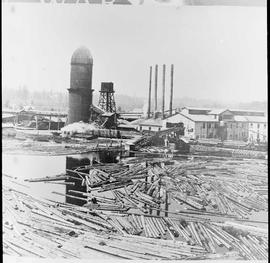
{"left": 2, "top": 4, "right": 267, "bottom": 106}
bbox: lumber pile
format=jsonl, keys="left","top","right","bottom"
{"left": 4, "top": 156, "right": 268, "bottom": 260}
{"left": 3, "top": 176, "right": 209, "bottom": 259}
{"left": 24, "top": 158, "right": 268, "bottom": 220}
{"left": 139, "top": 146, "right": 168, "bottom": 153}
{"left": 3, "top": 176, "right": 268, "bottom": 259}
{"left": 191, "top": 144, "right": 267, "bottom": 159}
{"left": 163, "top": 159, "right": 268, "bottom": 220}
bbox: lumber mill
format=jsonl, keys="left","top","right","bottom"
{"left": 2, "top": 46, "right": 268, "bottom": 261}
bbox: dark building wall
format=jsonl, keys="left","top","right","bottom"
{"left": 2, "top": 116, "right": 15, "bottom": 123}
{"left": 65, "top": 157, "right": 89, "bottom": 206}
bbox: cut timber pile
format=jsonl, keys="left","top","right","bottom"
{"left": 164, "top": 161, "right": 268, "bottom": 219}
{"left": 3, "top": 176, "right": 209, "bottom": 259}
{"left": 191, "top": 144, "right": 267, "bottom": 159}
{"left": 4, "top": 157, "right": 268, "bottom": 260}
{"left": 138, "top": 146, "right": 169, "bottom": 153}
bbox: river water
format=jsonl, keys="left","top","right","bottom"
{"left": 2, "top": 151, "right": 121, "bottom": 203}
{"left": 3, "top": 152, "right": 268, "bottom": 224}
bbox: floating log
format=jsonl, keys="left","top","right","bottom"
{"left": 25, "top": 174, "right": 68, "bottom": 182}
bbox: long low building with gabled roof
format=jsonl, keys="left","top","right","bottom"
{"left": 131, "top": 106, "right": 267, "bottom": 142}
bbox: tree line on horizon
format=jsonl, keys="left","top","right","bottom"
{"left": 2, "top": 87, "right": 267, "bottom": 113}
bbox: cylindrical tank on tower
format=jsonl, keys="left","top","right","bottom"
{"left": 68, "top": 46, "right": 93, "bottom": 124}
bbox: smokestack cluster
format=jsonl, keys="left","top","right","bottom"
{"left": 154, "top": 65, "right": 158, "bottom": 118}
{"left": 147, "top": 64, "right": 174, "bottom": 119}
{"left": 170, "top": 64, "right": 174, "bottom": 116}
{"left": 147, "top": 66, "right": 152, "bottom": 118}
{"left": 162, "top": 64, "right": 166, "bottom": 119}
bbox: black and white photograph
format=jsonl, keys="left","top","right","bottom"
{"left": 2, "top": 0, "right": 268, "bottom": 261}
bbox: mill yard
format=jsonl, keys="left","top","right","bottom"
{"left": 2, "top": 47, "right": 268, "bottom": 259}
{"left": 3, "top": 143, "right": 268, "bottom": 260}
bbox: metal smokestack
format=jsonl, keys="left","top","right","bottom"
{"left": 147, "top": 66, "right": 152, "bottom": 118}
{"left": 169, "top": 64, "right": 174, "bottom": 116}
{"left": 162, "top": 64, "right": 166, "bottom": 119}
{"left": 154, "top": 64, "right": 158, "bottom": 119}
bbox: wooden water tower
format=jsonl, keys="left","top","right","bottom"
{"left": 98, "top": 82, "right": 116, "bottom": 113}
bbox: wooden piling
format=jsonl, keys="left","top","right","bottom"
{"left": 165, "top": 191, "right": 169, "bottom": 217}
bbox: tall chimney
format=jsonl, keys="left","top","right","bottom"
{"left": 154, "top": 64, "right": 158, "bottom": 118}
{"left": 169, "top": 64, "right": 174, "bottom": 116}
{"left": 147, "top": 66, "right": 152, "bottom": 118}
{"left": 68, "top": 47, "right": 93, "bottom": 124}
{"left": 162, "top": 64, "right": 166, "bottom": 119}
